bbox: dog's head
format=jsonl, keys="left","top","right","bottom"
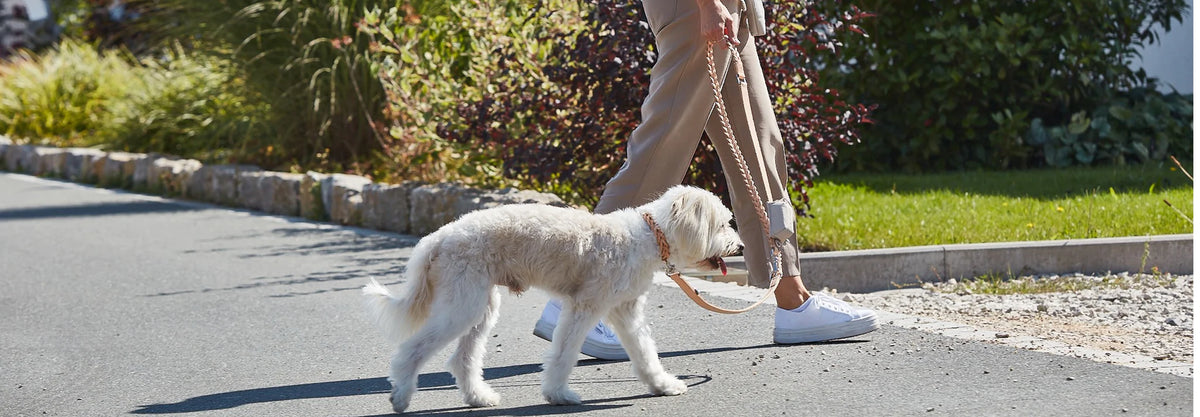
{"left": 646, "top": 185, "right": 743, "bottom": 272}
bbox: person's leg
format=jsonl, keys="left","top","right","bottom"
{"left": 705, "top": 10, "right": 880, "bottom": 343}
{"left": 538, "top": 0, "right": 742, "bottom": 358}
{"left": 594, "top": 0, "right": 739, "bottom": 215}
{"left": 702, "top": 21, "right": 804, "bottom": 300}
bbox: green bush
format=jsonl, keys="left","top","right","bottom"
{"left": 0, "top": 39, "right": 273, "bottom": 161}
{"left": 0, "top": 40, "right": 133, "bottom": 146}
{"left": 439, "top": 0, "right": 874, "bottom": 208}
{"left": 825, "top": 0, "right": 1190, "bottom": 172}
{"left": 358, "top": 0, "right": 576, "bottom": 184}
{"left": 101, "top": 45, "right": 275, "bottom": 161}
{"left": 132, "top": 0, "right": 391, "bottom": 169}
{"left": 1028, "top": 85, "right": 1192, "bottom": 167}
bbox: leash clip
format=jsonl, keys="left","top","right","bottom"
{"left": 664, "top": 262, "right": 680, "bottom": 276}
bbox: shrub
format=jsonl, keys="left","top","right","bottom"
{"left": 0, "top": 39, "right": 133, "bottom": 146}
{"left": 131, "top": 0, "right": 391, "bottom": 169}
{"left": 101, "top": 45, "right": 275, "bottom": 161}
{"left": 825, "top": 0, "right": 1190, "bottom": 172}
{"left": 0, "top": 39, "right": 274, "bottom": 161}
{"left": 358, "top": 0, "right": 582, "bottom": 184}
{"left": 1028, "top": 83, "right": 1192, "bottom": 167}
{"left": 440, "top": 0, "right": 874, "bottom": 210}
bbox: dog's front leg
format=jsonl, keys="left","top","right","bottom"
{"left": 541, "top": 302, "right": 600, "bottom": 405}
{"left": 607, "top": 296, "right": 687, "bottom": 396}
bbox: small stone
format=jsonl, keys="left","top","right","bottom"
{"left": 1066, "top": 377, "right": 1075, "bottom": 381}
{"left": 1165, "top": 318, "right": 1181, "bottom": 326}
{"left": 995, "top": 333, "right": 1010, "bottom": 339}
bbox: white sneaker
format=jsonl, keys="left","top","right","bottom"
{"left": 532, "top": 300, "right": 629, "bottom": 360}
{"left": 773, "top": 293, "right": 880, "bottom": 344}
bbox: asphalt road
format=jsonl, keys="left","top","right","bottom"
{"left": 0, "top": 173, "right": 1192, "bottom": 416}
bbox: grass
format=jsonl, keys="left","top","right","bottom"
{"left": 795, "top": 164, "right": 1193, "bottom": 251}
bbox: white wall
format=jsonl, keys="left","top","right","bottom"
{"left": 1133, "top": 0, "right": 1194, "bottom": 94}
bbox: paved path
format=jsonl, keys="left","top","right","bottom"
{"left": 0, "top": 173, "right": 1191, "bottom": 416}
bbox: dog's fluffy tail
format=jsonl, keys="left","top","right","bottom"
{"left": 362, "top": 268, "right": 435, "bottom": 344}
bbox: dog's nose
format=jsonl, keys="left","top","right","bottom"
{"left": 735, "top": 243, "right": 745, "bottom": 253}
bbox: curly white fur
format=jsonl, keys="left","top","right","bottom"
{"left": 363, "top": 185, "right": 743, "bottom": 413}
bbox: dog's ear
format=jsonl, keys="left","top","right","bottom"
{"left": 666, "top": 187, "right": 712, "bottom": 253}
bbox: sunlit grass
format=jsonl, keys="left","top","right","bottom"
{"left": 796, "top": 165, "right": 1193, "bottom": 251}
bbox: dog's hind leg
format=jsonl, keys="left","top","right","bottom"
{"left": 540, "top": 301, "right": 601, "bottom": 405}
{"left": 607, "top": 295, "right": 687, "bottom": 396}
{"left": 448, "top": 286, "right": 503, "bottom": 408}
{"left": 388, "top": 286, "right": 491, "bottom": 413}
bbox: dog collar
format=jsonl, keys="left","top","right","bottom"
{"left": 640, "top": 212, "right": 679, "bottom": 275}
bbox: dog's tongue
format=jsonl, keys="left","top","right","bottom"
{"left": 718, "top": 257, "right": 727, "bottom": 276}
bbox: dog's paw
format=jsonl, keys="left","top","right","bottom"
{"left": 464, "top": 389, "right": 502, "bottom": 408}
{"left": 648, "top": 375, "right": 688, "bottom": 396}
{"left": 542, "top": 388, "right": 582, "bottom": 405}
{"left": 389, "top": 393, "right": 410, "bottom": 414}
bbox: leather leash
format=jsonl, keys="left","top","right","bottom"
{"left": 642, "top": 213, "right": 779, "bottom": 314}
{"left": 644, "top": 38, "right": 785, "bottom": 315}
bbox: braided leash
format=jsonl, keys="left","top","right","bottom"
{"left": 650, "top": 39, "right": 784, "bottom": 315}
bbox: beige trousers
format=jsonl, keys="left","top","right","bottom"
{"left": 594, "top": 0, "right": 801, "bottom": 287}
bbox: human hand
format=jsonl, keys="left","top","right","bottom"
{"left": 696, "top": 0, "right": 739, "bottom": 47}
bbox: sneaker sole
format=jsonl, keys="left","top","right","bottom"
{"left": 772, "top": 315, "right": 881, "bottom": 344}
{"left": 533, "top": 318, "right": 629, "bottom": 361}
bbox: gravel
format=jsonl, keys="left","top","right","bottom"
{"left": 837, "top": 273, "right": 1194, "bottom": 364}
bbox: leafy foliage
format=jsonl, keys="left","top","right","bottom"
{"left": 0, "top": 39, "right": 273, "bottom": 159}
{"left": 1028, "top": 84, "right": 1192, "bottom": 167}
{"left": 101, "top": 45, "right": 275, "bottom": 160}
{"left": 440, "top": 0, "right": 874, "bottom": 210}
{"left": 0, "top": 40, "right": 130, "bottom": 145}
{"left": 358, "top": 0, "right": 583, "bottom": 184}
{"left": 825, "top": 0, "right": 1190, "bottom": 172}
{"left": 130, "top": 0, "right": 391, "bottom": 169}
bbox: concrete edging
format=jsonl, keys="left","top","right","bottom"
{"left": 0, "top": 136, "right": 566, "bottom": 236}
{"left": 719, "top": 234, "right": 1193, "bottom": 293}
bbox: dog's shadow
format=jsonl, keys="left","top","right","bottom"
{"left": 130, "top": 363, "right": 541, "bottom": 415}
{"left": 130, "top": 342, "right": 857, "bottom": 415}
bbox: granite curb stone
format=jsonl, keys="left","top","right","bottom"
{"left": 363, "top": 182, "right": 419, "bottom": 234}
{"left": 34, "top": 147, "right": 67, "bottom": 178}
{"left": 97, "top": 152, "right": 140, "bottom": 189}
{"left": 150, "top": 158, "right": 203, "bottom": 196}
{"left": 64, "top": 148, "right": 106, "bottom": 182}
{"left": 0, "top": 136, "right": 565, "bottom": 236}
{"left": 323, "top": 174, "right": 373, "bottom": 226}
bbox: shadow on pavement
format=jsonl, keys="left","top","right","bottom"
{"left": 0, "top": 201, "right": 203, "bottom": 220}
{"left": 132, "top": 350, "right": 734, "bottom": 414}
{"left": 131, "top": 362, "right": 544, "bottom": 414}
{"left": 130, "top": 377, "right": 391, "bottom": 414}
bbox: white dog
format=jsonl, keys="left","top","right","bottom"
{"left": 362, "top": 185, "right": 743, "bottom": 413}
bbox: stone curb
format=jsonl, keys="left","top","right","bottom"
{"left": 704, "top": 234, "right": 1193, "bottom": 293}
{"left": 0, "top": 137, "right": 567, "bottom": 236}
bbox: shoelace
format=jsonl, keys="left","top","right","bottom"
{"left": 592, "top": 322, "right": 619, "bottom": 341}
{"left": 813, "top": 293, "right": 857, "bottom": 315}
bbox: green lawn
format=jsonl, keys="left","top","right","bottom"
{"left": 795, "top": 165, "right": 1194, "bottom": 251}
